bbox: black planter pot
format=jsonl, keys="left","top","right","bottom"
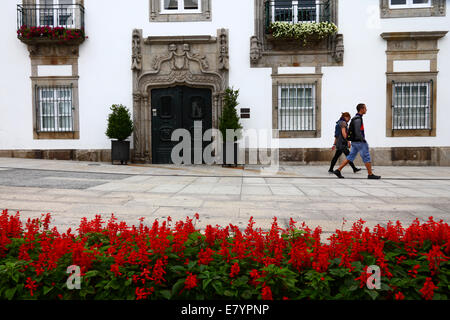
{"left": 111, "top": 140, "right": 130, "bottom": 165}
{"left": 222, "top": 141, "right": 239, "bottom": 167}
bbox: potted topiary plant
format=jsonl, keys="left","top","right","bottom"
{"left": 106, "top": 104, "right": 134, "bottom": 165}
{"left": 219, "top": 88, "right": 243, "bottom": 167}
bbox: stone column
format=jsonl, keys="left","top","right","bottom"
{"left": 142, "top": 93, "right": 151, "bottom": 163}
{"left": 132, "top": 93, "right": 143, "bottom": 162}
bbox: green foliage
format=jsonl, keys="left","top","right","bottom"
{"left": 269, "top": 21, "right": 338, "bottom": 46}
{"left": 105, "top": 104, "right": 134, "bottom": 141}
{"left": 218, "top": 88, "right": 243, "bottom": 142}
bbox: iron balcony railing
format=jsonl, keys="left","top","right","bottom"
{"left": 17, "top": 4, "right": 85, "bottom": 31}
{"left": 265, "top": 0, "right": 331, "bottom": 32}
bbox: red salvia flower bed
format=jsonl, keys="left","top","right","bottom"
{"left": 0, "top": 209, "right": 448, "bottom": 300}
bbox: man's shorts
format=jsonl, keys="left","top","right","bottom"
{"left": 347, "top": 142, "right": 371, "bottom": 163}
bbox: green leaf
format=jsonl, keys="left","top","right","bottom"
{"left": 12, "top": 272, "right": 19, "bottom": 284}
{"left": 4, "top": 287, "right": 17, "bottom": 300}
{"left": 241, "top": 290, "right": 253, "bottom": 300}
{"left": 203, "top": 279, "right": 212, "bottom": 290}
{"left": 170, "top": 265, "right": 186, "bottom": 273}
{"left": 160, "top": 290, "right": 171, "bottom": 300}
{"left": 171, "top": 279, "right": 186, "bottom": 297}
{"left": 85, "top": 270, "right": 100, "bottom": 278}
{"left": 43, "top": 286, "right": 53, "bottom": 295}
{"left": 224, "top": 290, "right": 234, "bottom": 297}
{"left": 108, "top": 279, "right": 120, "bottom": 290}
{"left": 365, "top": 289, "right": 379, "bottom": 300}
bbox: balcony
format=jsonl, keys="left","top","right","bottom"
{"left": 265, "top": 0, "right": 331, "bottom": 28}
{"left": 264, "top": 0, "right": 334, "bottom": 44}
{"left": 17, "top": 4, "right": 85, "bottom": 45}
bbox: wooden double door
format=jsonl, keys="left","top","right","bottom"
{"left": 151, "top": 86, "right": 212, "bottom": 164}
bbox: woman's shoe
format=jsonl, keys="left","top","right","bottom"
{"left": 353, "top": 168, "right": 362, "bottom": 173}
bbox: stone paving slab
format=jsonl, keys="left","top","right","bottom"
{"left": 0, "top": 157, "right": 449, "bottom": 242}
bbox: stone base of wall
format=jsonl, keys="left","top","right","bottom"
{"left": 0, "top": 149, "right": 113, "bottom": 163}
{"left": 245, "top": 147, "right": 450, "bottom": 166}
{"left": 1, "top": 147, "right": 449, "bottom": 166}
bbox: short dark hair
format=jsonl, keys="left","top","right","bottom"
{"left": 356, "top": 104, "right": 366, "bottom": 112}
{"left": 341, "top": 112, "right": 351, "bottom": 119}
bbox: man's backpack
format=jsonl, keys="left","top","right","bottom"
{"left": 347, "top": 116, "right": 358, "bottom": 142}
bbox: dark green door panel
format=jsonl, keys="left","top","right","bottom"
{"left": 151, "top": 86, "right": 212, "bottom": 164}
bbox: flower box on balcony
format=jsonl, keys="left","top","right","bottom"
{"left": 266, "top": 21, "right": 338, "bottom": 47}
{"left": 17, "top": 26, "right": 85, "bottom": 45}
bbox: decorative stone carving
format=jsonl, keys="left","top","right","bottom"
{"left": 250, "top": 36, "right": 262, "bottom": 65}
{"left": 131, "top": 29, "right": 229, "bottom": 163}
{"left": 27, "top": 44, "right": 79, "bottom": 57}
{"left": 151, "top": 43, "right": 210, "bottom": 72}
{"left": 218, "top": 29, "right": 229, "bottom": 70}
{"left": 131, "top": 29, "right": 142, "bottom": 71}
{"left": 438, "top": 0, "right": 446, "bottom": 15}
{"left": 331, "top": 34, "right": 344, "bottom": 63}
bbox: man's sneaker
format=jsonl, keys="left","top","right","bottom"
{"left": 368, "top": 174, "right": 381, "bottom": 180}
{"left": 333, "top": 170, "right": 344, "bottom": 179}
{"left": 353, "top": 168, "right": 362, "bottom": 173}
{"left": 328, "top": 169, "right": 334, "bottom": 174}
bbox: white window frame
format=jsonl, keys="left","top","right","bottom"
{"left": 38, "top": 87, "right": 74, "bottom": 132}
{"left": 392, "top": 81, "right": 431, "bottom": 130}
{"left": 389, "top": 0, "right": 432, "bottom": 9}
{"left": 160, "top": 0, "right": 202, "bottom": 14}
{"left": 278, "top": 83, "right": 316, "bottom": 131}
{"left": 37, "top": 0, "right": 76, "bottom": 29}
{"left": 271, "top": 1, "right": 319, "bottom": 24}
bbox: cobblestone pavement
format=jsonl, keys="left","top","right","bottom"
{"left": 0, "top": 158, "right": 449, "bottom": 241}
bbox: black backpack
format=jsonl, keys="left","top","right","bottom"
{"left": 347, "top": 117, "right": 356, "bottom": 142}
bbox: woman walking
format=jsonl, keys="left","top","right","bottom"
{"left": 329, "top": 112, "right": 361, "bottom": 174}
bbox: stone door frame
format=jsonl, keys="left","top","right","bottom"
{"left": 131, "top": 29, "right": 229, "bottom": 163}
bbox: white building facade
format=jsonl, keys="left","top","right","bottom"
{"left": 0, "top": 0, "right": 449, "bottom": 165}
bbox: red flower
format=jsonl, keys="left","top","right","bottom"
{"left": 25, "top": 277, "right": 38, "bottom": 296}
{"left": 152, "top": 258, "right": 167, "bottom": 285}
{"left": 395, "top": 292, "right": 405, "bottom": 300}
{"left": 408, "top": 264, "right": 421, "bottom": 278}
{"left": 230, "top": 262, "right": 240, "bottom": 278}
{"left": 419, "top": 278, "right": 438, "bottom": 300}
{"left": 423, "top": 245, "right": 448, "bottom": 275}
{"left": 198, "top": 248, "right": 214, "bottom": 266}
{"left": 135, "top": 287, "right": 154, "bottom": 300}
{"left": 184, "top": 272, "right": 198, "bottom": 290}
{"left": 261, "top": 285, "right": 273, "bottom": 300}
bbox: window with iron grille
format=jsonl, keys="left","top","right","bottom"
{"left": 267, "top": 0, "right": 331, "bottom": 24}
{"left": 278, "top": 83, "right": 316, "bottom": 131}
{"left": 36, "top": 86, "right": 74, "bottom": 132}
{"left": 392, "top": 81, "right": 432, "bottom": 130}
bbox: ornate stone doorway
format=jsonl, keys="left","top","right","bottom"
{"left": 131, "top": 29, "right": 229, "bottom": 163}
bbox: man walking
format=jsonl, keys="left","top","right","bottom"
{"left": 333, "top": 104, "right": 381, "bottom": 179}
